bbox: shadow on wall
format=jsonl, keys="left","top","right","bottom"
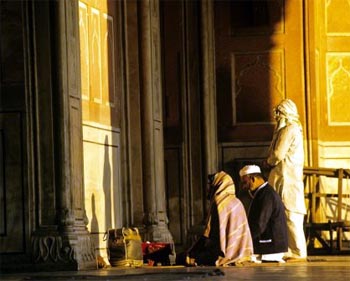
{"left": 90, "top": 193, "right": 100, "bottom": 255}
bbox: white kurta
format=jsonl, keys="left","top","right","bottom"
{"left": 267, "top": 121, "right": 307, "bottom": 258}
{"left": 267, "top": 122, "right": 306, "bottom": 215}
{"left": 267, "top": 123, "right": 307, "bottom": 258}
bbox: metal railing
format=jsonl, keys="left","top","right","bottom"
{"left": 303, "top": 167, "right": 350, "bottom": 254}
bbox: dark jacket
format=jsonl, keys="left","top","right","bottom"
{"left": 248, "top": 182, "right": 288, "bottom": 254}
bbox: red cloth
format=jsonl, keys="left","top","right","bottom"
{"left": 142, "top": 242, "right": 173, "bottom": 265}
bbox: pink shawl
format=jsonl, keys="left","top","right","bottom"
{"left": 204, "top": 171, "right": 253, "bottom": 266}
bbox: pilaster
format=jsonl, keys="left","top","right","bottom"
{"left": 201, "top": 0, "right": 218, "bottom": 175}
{"left": 30, "top": 0, "right": 96, "bottom": 270}
{"left": 138, "top": 0, "right": 173, "bottom": 243}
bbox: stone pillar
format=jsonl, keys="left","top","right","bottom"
{"left": 123, "top": 0, "right": 144, "bottom": 227}
{"left": 200, "top": 0, "right": 218, "bottom": 175}
{"left": 55, "top": 0, "right": 96, "bottom": 270}
{"left": 139, "top": 0, "right": 173, "bottom": 243}
{"left": 31, "top": 0, "right": 95, "bottom": 271}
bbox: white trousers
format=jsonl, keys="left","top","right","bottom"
{"left": 286, "top": 210, "right": 307, "bottom": 258}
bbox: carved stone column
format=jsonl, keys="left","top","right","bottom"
{"left": 139, "top": 0, "right": 173, "bottom": 243}
{"left": 55, "top": 0, "right": 96, "bottom": 270}
{"left": 31, "top": 0, "right": 95, "bottom": 270}
{"left": 201, "top": 0, "right": 218, "bottom": 175}
{"left": 123, "top": 0, "right": 145, "bottom": 228}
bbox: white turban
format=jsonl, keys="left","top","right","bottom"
{"left": 239, "top": 165, "right": 262, "bottom": 177}
{"left": 275, "top": 99, "right": 299, "bottom": 120}
{"left": 274, "top": 99, "right": 302, "bottom": 130}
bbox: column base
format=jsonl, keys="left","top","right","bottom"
{"left": 30, "top": 227, "right": 96, "bottom": 271}
{"left": 143, "top": 223, "right": 174, "bottom": 243}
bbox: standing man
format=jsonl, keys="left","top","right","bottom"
{"left": 239, "top": 165, "right": 288, "bottom": 263}
{"left": 265, "top": 99, "right": 307, "bottom": 261}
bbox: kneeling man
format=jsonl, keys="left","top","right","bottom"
{"left": 239, "top": 165, "right": 288, "bottom": 263}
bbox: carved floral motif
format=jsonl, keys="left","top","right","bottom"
{"left": 31, "top": 233, "right": 95, "bottom": 264}
{"left": 31, "top": 235, "right": 74, "bottom": 263}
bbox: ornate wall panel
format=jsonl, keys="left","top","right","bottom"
{"left": 326, "top": 0, "right": 350, "bottom": 35}
{"left": 232, "top": 50, "right": 284, "bottom": 124}
{"left": 326, "top": 53, "right": 350, "bottom": 125}
{"left": 79, "top": 2, "right": 90, "bottom": 102}
{"left": 102, "top": 14, "right": 116, "bottom": 108}
{"left": 90, "top": 8, "right": 102, "bottom": 104}
{"left": 316, "top": 0, "right": 350, "bottom": 142}
{"left": 79, "top": 0, "right": 121, "bottom": 127}
{"left": 67, "top": 0, "right": 80, "bottom": 98}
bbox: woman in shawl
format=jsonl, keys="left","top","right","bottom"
{"left": 177, "top": 171, "right": 253, "bottom": 266}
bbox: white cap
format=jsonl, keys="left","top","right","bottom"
{"left": 239, "top": 165, "right": 262, "bottom": 177}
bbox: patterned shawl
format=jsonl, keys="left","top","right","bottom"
{"left": 204, "top": 171, "right": 253, "bottom": 266}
